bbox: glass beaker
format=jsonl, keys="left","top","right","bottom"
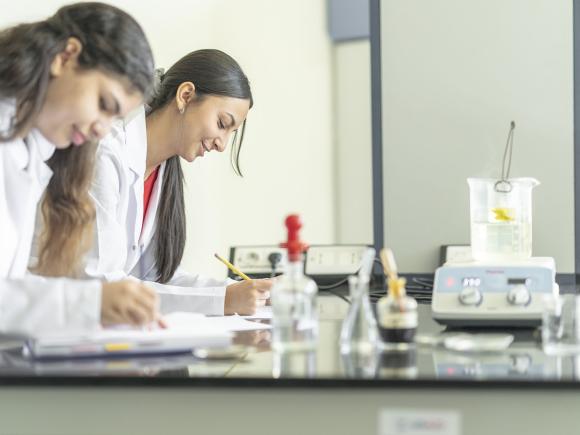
{"left": 542, "top": 295, "right": 580, "bottom": 356}
{"left": 468, "top": 177, "right": 539, "bottom": 261}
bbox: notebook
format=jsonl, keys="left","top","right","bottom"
{"left": 25, "top": 313, "right": 232, "bottom": 359}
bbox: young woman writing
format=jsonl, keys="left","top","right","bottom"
{"left": 85, "top": 49, "right": 272, "bottom": 316}
{"left": 0, "top": 2, "right": 160, "bottom": 335}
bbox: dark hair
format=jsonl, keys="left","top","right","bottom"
{"left": 0, "top": 2, "right": 155, "bottom": 141}
{"left": 148, "top": 49, "right": 253, "bottom": 283}
{"left": 0, "top": 2, "right": 155, "bottom": 276}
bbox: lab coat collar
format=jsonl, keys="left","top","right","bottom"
{"left": 23, "top": 129, "right": 55, "bottom": 186}
{"left": 10, "top": 129, "right": 55, "bottom": 175}
{"left": 139, "top": 160, "right": 166, "bottom": 247}
{"left": 27, "top": 129, "right": 56, "bottom": 162}
{"left": 122, "top": 106, "right": 147, "bottom": 179}
{"left": 0, "top": 100, "right": 55, "bottom": 175}
{"left": 118, "top": 106, "right": 147, "bottom": 254}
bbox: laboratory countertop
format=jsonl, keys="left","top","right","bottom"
{"left": 0, "top": 292, "right": 579, "bottom": 390}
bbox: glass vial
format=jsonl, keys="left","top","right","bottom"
{"left": 376, "top": 277, "right": 418, "bottom": 350}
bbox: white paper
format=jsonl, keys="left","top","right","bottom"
{"left": 205, "top": 315, "right": 271, "bottom": 331}
{"left": 164, "top": 312, "right": 271, "bottom": 331}
{"left": 36, "top": 315, "right": 230, "bottom": 346}
{"left": 240, "top": 306, "right": 273, "bottom": 320}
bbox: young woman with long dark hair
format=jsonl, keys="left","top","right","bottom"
{"left": 84, "top": 49, "right": 272, "bottom": 315}
{"left": 0, "top": 2, "right": 161, "bottom": 335}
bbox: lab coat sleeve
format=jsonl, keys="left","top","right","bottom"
{"left": 85, "top": 144, "right": 128, "bottom": 282}
{"left": 147, "top": 281, "right": 227, "bottom": 316}
{"left": 0, "top": 275, "right": 101, "bottom": 337}
{"left": 143, "top": 265, "right": 234, "bottom": 316}
{"left": 168, "top": 266, "right": 233, "bottom": 288}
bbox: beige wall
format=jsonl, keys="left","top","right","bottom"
{"left": 333, "top": 40, "right": 373, "bottom": 245}
{"left": 0, "top": 0, "right": 337, "bottom": 279}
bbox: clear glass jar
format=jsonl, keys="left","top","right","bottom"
{"left": 271, "top": 257, "right": 318, "bottom": 352}
{"left": 376, "top": 278, "right": 418, "bottom": 350}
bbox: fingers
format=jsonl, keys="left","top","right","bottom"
{"left": 126, "top": 304, "right": 151, "bottom": 326}
{"left": 134, "top": 290, "right": 158, "bottom": 322}
{"left": 101, "top": 280, "right": 160, "bottom": 327}
{"left": 139, "top": 283, "right": 158, "bottom": 304}
{"left": 122, "top": 283, "right": 157, "bottom": 325}
{"left": 224, "top": 279, "right": 275, "bottom": 315}
{"left": 253, "top": 279, "right": 273, "bottom": 291}
{"left": 102, "top": 305, "right": 125, "bottom": 326}
{"left": 157, "top": 316, "right": 168, "bottom": 329}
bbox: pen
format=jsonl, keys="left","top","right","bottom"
{"left": 214, "top": 253, "right": 251, "bottom": 281}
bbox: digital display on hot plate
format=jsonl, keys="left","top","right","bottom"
{"left": 508, "top": 278, "right": 528, "bottom": 285}
{"left": 462, "top": 277, "right": 481, "bottom": 287}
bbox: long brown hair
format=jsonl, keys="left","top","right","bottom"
{"left": 148, "top": 49, "right": 253, "bottom": 283}
{"left": 35, "top": 143, "right": 98, "bottom": 277}
{"left": 0, "top": 3, "right": 155, "bottom": 276}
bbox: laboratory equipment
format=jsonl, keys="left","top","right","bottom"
{"left": 339, "top": 248, "right": 379, "bottom": 354}
{"left": 228, "top": 244, "right": 370, "bottom": 284}
{"left": 467, "top": 121, "right": 541, "bottom": 261}
{"left": 468, "top": 177, "right": 538, "bottom": 261}
{"left": 376, "top": 249, "right": 418, "bottom": 349}
{"left": 432, "top": 257, "right": 558, "bottom": 327}
{"left": 443, "top": 333, "right": 514, "bottom": 352}
{"left": 542, "top": 295, "right": 580, "bottom": 356}
{"left": 271, "top": 215, "right": 318, "bottom": 352}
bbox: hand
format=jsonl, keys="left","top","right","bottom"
{"left": 101, "top": 280, "right": 160, "bottom": 326}
{"left": 224, "top": 279, "right": 272, "bottom": 315}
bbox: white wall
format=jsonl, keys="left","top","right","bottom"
{"left": 380, "top": 0, "right": 575, "bottom": 273}
{"left": 0, "top": 0, "right": 336, "bottom": 279}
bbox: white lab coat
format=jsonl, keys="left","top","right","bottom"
{"left": 85, "top": 106, "right": 227, "bottom": 315}
{"left": 0, "top": 100, "right": 101, "bottom": 337}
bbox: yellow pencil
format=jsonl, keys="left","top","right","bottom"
{"left": 214, "top": 253, "right": 251, "bottom": 281}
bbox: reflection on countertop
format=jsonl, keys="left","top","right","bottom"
{"left": 0, "top": 295, "right": 579, "bottom": 385}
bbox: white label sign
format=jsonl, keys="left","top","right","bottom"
{"left": 379, "top": 409, "right": 461, "bottom": 435}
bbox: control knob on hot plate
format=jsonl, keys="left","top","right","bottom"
{"left": 458, "top": 287, "right": 482, "bottom": 306}
{"left": 507, "top": 284, "right": 531, "bottom": 306}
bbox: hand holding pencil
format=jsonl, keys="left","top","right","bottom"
{"left": 214, "top": 253, "right": 251, "bottom": 280}
{"left": 215, "top": 253, "right": 273, "bottom": 315}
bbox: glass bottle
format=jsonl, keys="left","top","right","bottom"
{"left": 271, "top": 215, "right": 318, "bottom": 352}
{"left": 376, "top": 277, "right": 418, "bottom": 350}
